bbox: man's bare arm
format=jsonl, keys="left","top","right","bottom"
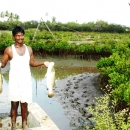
{"left": 0, "top": 47, "right": 10, "bottom": 68}
{"left": 28, "top": 46, "right": 49, "bottom": 67}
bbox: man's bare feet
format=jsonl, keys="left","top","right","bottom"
{"left": 11, "top": 118, "right": 16, "bottom": 130}
{"left": 22, "top": 121, "right": 30, "bottom": 130}
{"left": 22, "top": 125, "right": 31, "bottom": 130}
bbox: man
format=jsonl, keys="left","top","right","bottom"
{"left": 0, "top": 26, "right": 49, "bottom": 130}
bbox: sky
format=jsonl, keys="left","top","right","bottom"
{"left": 0, "top": 0, "right": 130, "bottom": 26}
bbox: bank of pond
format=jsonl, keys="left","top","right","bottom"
{"left": 0, "top": 30, "right": 130, "bottom": 129}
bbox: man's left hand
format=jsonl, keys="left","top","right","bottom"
{"left": 44, "top": 61, "right": 50, "bottom": 67}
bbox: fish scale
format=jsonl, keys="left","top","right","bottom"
{"left": 45, "top": 62, "right": 55, "bottom": 98}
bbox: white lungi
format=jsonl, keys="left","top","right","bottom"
{"left": 8, "top": 44, "right": 32, "bottom": 103}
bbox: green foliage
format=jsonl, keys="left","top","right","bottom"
{"left": 87, "top": 94, "right": 130, "bottom": 130}
{"left": 0, "top": 32, "right": 14, "bottom": 51}
{"left": 0, "top": 30, "right": 130, "bottom": 59}
{"left": 30, "top": 40, "right": 45, "bottom": 51}
{"left": 0, "top": 11, "right": 20, "bottom": 22}
{"left": 97, "top": 43, "right": 130, "bottom": 104}
{"left": 0, "top": 19, "right": 127, "bottom": 32}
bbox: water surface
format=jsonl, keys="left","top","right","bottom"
{"left": 0, "top": 56, "right": 98, "bottom": 130}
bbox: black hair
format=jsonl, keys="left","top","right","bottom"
{"left": 12, "top": 26, "right": 25, "bottom": 36}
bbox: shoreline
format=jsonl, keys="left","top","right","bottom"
{"left": 54, "top": 72, "right": 103, "bottom": 129}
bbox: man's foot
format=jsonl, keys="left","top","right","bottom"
{"left": 11, "top": 121, "right": 16, "bottom": 130}
{"left": 11, "top": 126, "right": 16, "bottom": 130}
{"left": 22, "top": 125, "right": 31, "bottom": 130}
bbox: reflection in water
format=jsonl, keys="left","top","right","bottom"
{"left": 36, "top": 79, "right": 37, "bottom": 97}
{"left": 1, "top": 61, "right": 98, "bottom": 130}
{"left": 1, "top": 56, "right": 98, "bottom": 82}
{"left": 30, "top": 66, "right": 98, "bottom": 81}
{"left": 2, "top": 66, "right": 98, "bottom": 98}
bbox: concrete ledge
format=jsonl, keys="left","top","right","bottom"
{"left": 0, "top": 102, "right": 60, "bottom": 130}
{"left": 28, "top": 102, "right": 60, "bottom": 130}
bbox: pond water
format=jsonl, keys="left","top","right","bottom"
{"left": 0, "top": 56, "right": 98, "bottom": 130}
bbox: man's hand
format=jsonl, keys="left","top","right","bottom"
{"left": 0, "top": 62, "right": 1, "bottom": 68}
{"left": 44, "top": 61, "right": 50, "bottom": 67}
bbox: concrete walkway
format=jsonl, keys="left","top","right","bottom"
{"left": 28, "top": 102, "right": 60, "bottom": 130}
{"left": 0, "top": 103, "right": 60, "bottom": 130}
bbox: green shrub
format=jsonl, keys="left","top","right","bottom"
{"left": 87, "top": 93, "right": 130, "bottom": 130}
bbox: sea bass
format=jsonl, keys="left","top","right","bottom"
{"left": 0, "top": 69, "right": 2, "bottom": 93}
{"left": 45, "top": 62, "right": 55, "bottom": 98}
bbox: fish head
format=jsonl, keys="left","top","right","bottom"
{"left": 48, "top": 93, "right": 54, "bottom": 98}
{"left": 48, "top": 62, "right": 55, "bottom": 71}
{"left": 49, "top": 62, "right": 54, "bottom": 66}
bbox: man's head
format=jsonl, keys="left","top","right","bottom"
{"left": 12, "top": 26, "right": 25, "bottom": 36}
{"left": 12, "top": 26, "right": 25, "bottom": 44}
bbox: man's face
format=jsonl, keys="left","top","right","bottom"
{"left": 13, "top": 32, "right": 24, "bottom": 44}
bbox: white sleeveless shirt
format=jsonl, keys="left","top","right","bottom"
{"left": 8, "top": 44, "right": 32, "bottom": 103}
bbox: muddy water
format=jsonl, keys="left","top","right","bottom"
{"left": 0, "top": 56, "right": 100, "bottom": 130}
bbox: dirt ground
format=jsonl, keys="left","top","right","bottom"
{"left": 54, "top": 72, "right": 103, "bottom": 130}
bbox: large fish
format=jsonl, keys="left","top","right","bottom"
{"left": 45, "top": 62, "right": 55, "bottom": 98}
{"left": 0, "top": 68, "right": 2, "bottom": 93}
